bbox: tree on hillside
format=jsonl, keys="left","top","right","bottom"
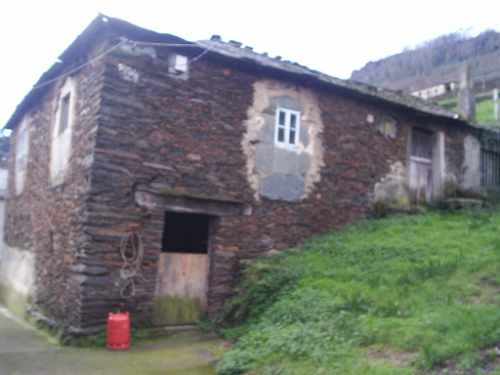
{"left": 351, "top": 29, "right": 500, "bottom": 89}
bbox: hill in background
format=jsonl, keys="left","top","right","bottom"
{"left": 351, "top": 30, "right": 500, "bottom": 94}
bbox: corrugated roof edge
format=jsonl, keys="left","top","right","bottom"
{"left": 4, "top": 14, "right": 481, "bottom": 132}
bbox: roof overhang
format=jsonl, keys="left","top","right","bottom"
{"left": 4, "top": 14, "right": 193, "bottom": 130}
{"left": 5, "top": 14, "right": 479, "bottom": 132}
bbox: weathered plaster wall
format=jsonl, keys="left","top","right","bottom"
{"left": 0, "top": 245, "right": 35, "bottom": 318}
{"left": 432, "top": 131, "right": 446, "bottom": 199}
{"left": 463, "top": 134, "right": 481, "bottom": 191}
{"left": 379, "top": 121, "right": 470, "bottom": 207}
{"left": 242, "top": 80, "right": 324, "bottom": 201}
{"left": 374, "top": 161, "right": 410, "bottom": 210}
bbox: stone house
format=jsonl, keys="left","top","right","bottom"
{"left": 0, "top": 15, "right": 485, "bottom": 336}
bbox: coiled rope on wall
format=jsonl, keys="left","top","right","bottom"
{"left": 119, "top": 231, "right": 144, "bottom": 299}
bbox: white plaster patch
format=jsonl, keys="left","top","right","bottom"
{"left": 433, "top": 131, "right": 446, "bottom": 199}
{"left": 15, "top": 117, "right": 30, "bottom": 196}
{"left": 0, "top": 246, "right": 35, "bottom": 297}
{"left": 242, "top": 80, "right": 325, "bottom": 201}
{"left": 51, "top": 77, "right": 77, "bottom": 186}
{"left": 374, "top": 161, "right": 410, "bottom": 209}
{"left": 117, "top": 63, "right": 140, "bottom": 83}
{"left": 376, "top": 117, "right": 397, "bottom": 139}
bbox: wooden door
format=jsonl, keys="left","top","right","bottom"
{"left": 153, "top": 253, "right": 209, "bottom": 326}
{"left": 410, "top": 129, "right": 434, "bottom": 203}
{"left": 153, "top": 211, "right": 211, "bottom": 326}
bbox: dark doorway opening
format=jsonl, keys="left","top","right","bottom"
{"left": 162, "top": 211, "right": 211, "bottom": 254}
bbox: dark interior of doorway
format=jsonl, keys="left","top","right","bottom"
{"left": 161, "top": 211, "right": 211, "bottom": 254}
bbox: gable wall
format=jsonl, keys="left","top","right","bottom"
{"left": 2, "top": 47, "right": 106, "bottom": 331}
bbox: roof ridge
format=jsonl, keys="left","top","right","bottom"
{"left": 6, "top": 15, "right": 475, "bottom": 130}
{"left": 197, "top": 37, "right": 464, "bottom": 124}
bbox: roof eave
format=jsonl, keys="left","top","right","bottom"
{"left": 5, "top": 14, "right": 193, "bottom": 130}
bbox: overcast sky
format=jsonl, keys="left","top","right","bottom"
{"left": 1, "top": 0, "right": 499, "bottom": 128}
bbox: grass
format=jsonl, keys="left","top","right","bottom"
{"left": 437, "top": 95, "right": 500, "bottom": 125}
{"left": 477, "top": 99, "right": 498, "bottom": 125}
{"left": 216, "top": 209, "right": 500, "bottom": 374}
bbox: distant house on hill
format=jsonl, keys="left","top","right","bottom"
{"left": 351, "top": 30, "right": 500, "bottom": 96}
{"left": 411, "top": 82, "right": 458, "bottom": 100}
{"left": 0, "top": 15, "right": 494, "bottom": 337}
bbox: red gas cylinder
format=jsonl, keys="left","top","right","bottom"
{"left": 106, "top": 311, "right": 130, "bottom": 350}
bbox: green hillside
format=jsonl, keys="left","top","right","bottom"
{"left": 438, "top": 96, "right": 499, "bottom": 125}
{"left": 216, "top": 210, "right": 500, "bottom": 375}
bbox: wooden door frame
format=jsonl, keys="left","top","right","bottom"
{"left": 134, "top": 187, "right": 247, "bottom": 325}
{"left": 407, "top": 126, "right": 445, "bottom": 203}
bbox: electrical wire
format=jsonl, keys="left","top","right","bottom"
{"left": 31, "top": 40, "right": 127, "bottom": 92}
{"left": 190, "top": 48, "right": 210, "bottom": 63}
{"left": 30, "top": 39, "right": 211, "bottom": 92}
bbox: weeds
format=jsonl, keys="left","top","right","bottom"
{"left": 216, "top": 210, "right": 500, "bottom": 374}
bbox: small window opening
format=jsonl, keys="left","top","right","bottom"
{"left": 162, "top": 212, "right": 211, "bottom": 254}
{"left": 275, "top": 108, "right": 301, "bottom": 147}
{"left": 59, "top": 94, "right": 71, "bottom": 134}
{"left": 411, "top": 128, "right": 433, "bottom": 160}
{"left": 169, "top": 54, "right": 189, "bottom": 75}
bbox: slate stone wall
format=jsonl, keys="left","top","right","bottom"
{"left": 4, "top": 47, "right": 106, "bottom": 332}
{"left": 79, "top": 43, "right": 472, "bottom": 332}
{"left": 4, "top": 40, "right": 472, "bottom": 335}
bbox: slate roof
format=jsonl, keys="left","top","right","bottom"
{"left": 197, "top": 38, "right": 465, "bottom": 122}
{"left": 5, "top": 14, "right": 477, "bottom": 130}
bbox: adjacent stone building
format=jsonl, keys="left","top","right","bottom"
{"left": 0, "top": 15, "right": 485, "bottom": 336}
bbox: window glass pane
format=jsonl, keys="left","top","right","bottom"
{"left": 278, "top": 110, "right": 286, "bottom": 126}
{"left": 59, "top": 94, "right": 71, "bottom": 135}
{"left": 289, "top": 130, "right": 296, "bottom": 145}
{"left": 290, "top": 113, "right": 297, "bottom": 129}
{"left": 278, "top": 128, "right": 285, "bottom": 142}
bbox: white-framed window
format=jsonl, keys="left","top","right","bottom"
{"left": 51, "top": 78, "right": 76, "bottom": 185}
{"left": 275, "top": 108, "right": 301, "bottom": 148}
{"left": 15, "top": 118, "right": 30, "bottom": 195}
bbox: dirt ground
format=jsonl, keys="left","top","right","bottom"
{"left": 0, "top": 306, "right": 223, "bottom": 375}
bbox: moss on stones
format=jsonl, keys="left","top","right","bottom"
{"left": 0, "top": 282, "right": 31, "bottom": 319}
{"left": 153, "top": 296, "right": 203, "bottom": 326}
